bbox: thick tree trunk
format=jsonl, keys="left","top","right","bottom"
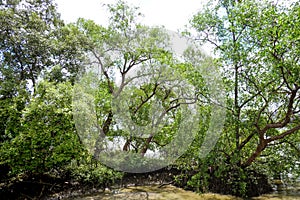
{"left": 242, "top": 138, "right": 267, "bottom": 167}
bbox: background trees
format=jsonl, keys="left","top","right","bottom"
{"left": 1, "top": 81, "right": 83, "bottom": 175}
{"left": 0, "top": 0, "right": 86, "bottom": 178}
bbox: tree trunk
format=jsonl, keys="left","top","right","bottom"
{"left": 242, "top": 138, "right": 267, "bottom": 167}
{"left": 140, "top": 135, "right": 153, "bottom": 156}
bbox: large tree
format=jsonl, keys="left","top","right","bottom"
{"left": 72, "top": 0, "right": 210, "bottom": 172}
{"left": 0, "top": 0, "right": 86, "bottom": 142}
{"left": 0, "top": 0, "right": 86, "bottom": 179}
{"left": 190, "top": 0, "right": 299, "bottom": 172}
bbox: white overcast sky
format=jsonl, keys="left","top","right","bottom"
{"left": 54, "top": 0, "right": 207, "bottom": 31}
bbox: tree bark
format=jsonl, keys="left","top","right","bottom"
{"left": 140, "top": 135, "right": 153, "bottom": 156}
{"left": 242, "top": 138, "right": 267, "bottom": 168}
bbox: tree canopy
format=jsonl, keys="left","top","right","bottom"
{"left": 0, "top": 0, "right": 299, "bottom": 198}
{"left": 185, "top": 0, "right": 300, "bottom": 194}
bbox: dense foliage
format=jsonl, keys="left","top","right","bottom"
{"left": 0, "top": 0, "right": 299, "bottom": 198}
{"left": 180, "top": 0, "right": 300, "bottom": 196}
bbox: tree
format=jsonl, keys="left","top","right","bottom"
{"left": 0, "top": 0, "right": 86, "bottom": 180}
{"left": 189, "top": 0, "right": 299, "bottom": 185}
{"left": 0, "top": 81, "right": 83, "bottom": 175}
{"left": 1, "top": 0, "right": 58, "bottom": 89}
{"left": 73, "top": 0, "right": 208, "bottom": 172}
{"left": 0, "top": 0, "right": 85, "bottom": 142}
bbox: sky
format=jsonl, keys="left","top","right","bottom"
{"left": 54, "top": 0, "right": 207, "bottom": 31}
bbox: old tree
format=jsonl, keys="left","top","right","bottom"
{"left": 72, "top": 2, "right": 210, "bottom": 172}
{"left": 184, "top": 0, "right": 300, "bottom": 195}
